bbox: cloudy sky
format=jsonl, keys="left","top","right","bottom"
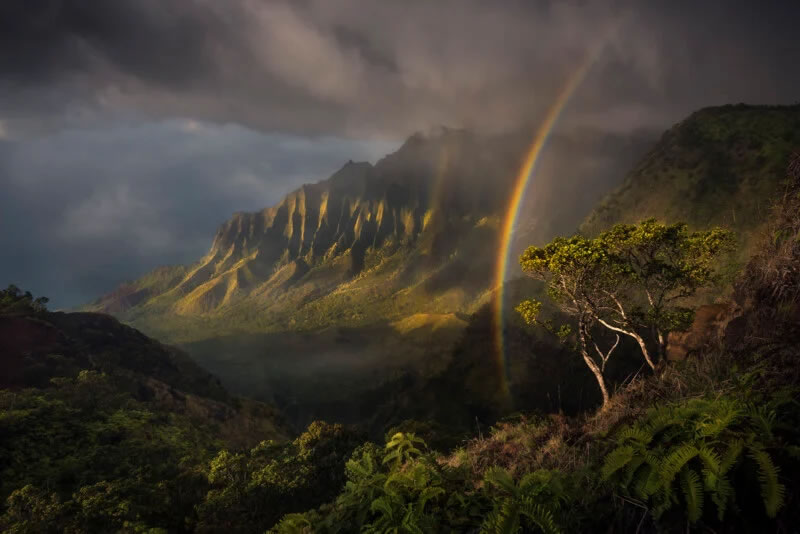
{"left": 1, "top": 0, "right": 798, "bottom": 307}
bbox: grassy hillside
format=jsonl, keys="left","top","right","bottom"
{"left": 582, "top": 104, "right": 800, "bottom": 254}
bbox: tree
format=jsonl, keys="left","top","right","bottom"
{"left": 516, "top": 220, "right": 734, "bottom": 407}
{"left": 0, "top": 285, "right": 49, "bottom": 315}
{"left": 516, "top": 235, "right": 621, "bottom": 406}
{"left": 597, "top": 219, "right": 735, "bottom": 364}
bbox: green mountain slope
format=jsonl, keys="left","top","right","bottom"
{"left": 582, "top": 104, "right": 800, "bottom": 252}
{"left": 0, "top": 289, "right": 291, "bottom": 448}
{"left": 0, "top": 287, "right": 375, "bottom": 532}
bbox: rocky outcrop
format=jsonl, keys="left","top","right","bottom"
{"left": 666, "top": 303, "right": 740, "bottom": 361}
{"left": 94, "top": 128, "right": 522, "bottom": 318}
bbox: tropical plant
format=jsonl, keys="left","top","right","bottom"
{"left": 602, "top": 396, "right": 786, "bottom": 526}
{"left": 598, "top": 219, "right": 736, "bottom": 362}
{"left": 365, "top": 461, "right": 446, "bottom": 534}
{"left": 480, "top": 468, "right": 565, "bottom": 534}
{"left": 517, "top": 220, "right": 735, "bottom": 406}
{"left": 383, "top": 433, "right": 427, "bottom": 469}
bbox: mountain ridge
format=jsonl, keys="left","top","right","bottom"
{"left": 86, "top": 128, "right": 525, "bottom": 334}
{"left": 581, "top": 104, "right": 800, "bottom": 250}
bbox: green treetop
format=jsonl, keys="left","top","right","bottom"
{"left": 517, "top": 219, "right": 735, "bottom": 407}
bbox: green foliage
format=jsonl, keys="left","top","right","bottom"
{"left": 520, "top": 219, "right": 734, "bottom": 353}
{"left": 518, "top": 218, "right": 736, "bottom": 407}
{"left": 383, "top": 432, "right": 426, "bottom": 468}
{"left": 599, "top": 218, "right": 736, "bottom": 333}
{"left": 0, "top": 285, "right": 48, "bottom": 315}
{"left": 272, "top": 429, "right": 576, "bottom": 534}
{"left": 602, "top": 396, "right": 788, "bottom": 526}
{"left": 582, "top": 104, "right": 800, "bottom": 252}
{"left": 196, "top": 421, "right": 363, "bottom": 533}
{"left": 0, "top": 375, "right": 215, "bottom": 532}
{"left": 272, "top": 431, "right": 487, "bottom": 534}
{"left": 480, "top": 468, "right": 564, "bottom": 534}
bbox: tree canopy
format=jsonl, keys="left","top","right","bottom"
{"left": 516, "top": 219, "right": 735, "bottom": 406}
{"left": 0, "top": 285, "right": 49, "bottom": 315}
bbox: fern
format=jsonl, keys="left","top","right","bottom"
{"left": 484, "top": 467, "right": 517, "bottom": 495}
{"left": 659, "top": 444, "right": 699, "bottom": 487}
{"left": 719, "top": 439, "right": 744, "bottom": 475}
{"left": 601, "top": 445, "right": 635, "bottom": 479}
{"left": 481, "top": 468, "right": 564, "bottom": 533}
{"left": 518, "top": 498, "right": 561, "bottom": 534}
{"left": 696, "top": 446, "right": 721, "bottom": 489}
{"left": 603, "top": 395, "right": 789, "bottom": 527}
{"left": 748, "top": 446, "right": 785, "bottom": 517}
{"left": 679, "top": 468, "right": 704, "bottom": 523}
{"left": 616, "top": 427, "right": 652, "bottom": 445}
{"left": 383, "top": 432, "right": 426, "bottom": 468}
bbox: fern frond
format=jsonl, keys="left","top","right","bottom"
{"left": 417, "top": 487, "right": 445, "bottom": 514}
{"left": 601, "top": 445, "right": 635, "bottom": 480}
{"left": 679, "top": 468, "right": 704, "bottom": 523}
{"left": 748, "top": 446, "right": 785, "bottom": 517}
{"left": 660, "top": 444, "right": 698, "bottom": 486}
{"left": 370, "top": 496, "right": 394, "bottom": 518}
{"left": 632, "top": 463, "right": 661, "bottom": 499}
{"left": 696, "top": 446, "right": 721, "bottom": 490}
{"left": 480, "top": 504, "right": 519, "bottom": 534}
{"left": 697, "top": 398, "right": 741, "bottom": 438}
{"left": 519, "top": 498, "right": 561, "bottom": 534}
{"left": 401, "top": 505, "right": 425, "bottom": 534}
{"left": 617, "top": 427, "right": 652, "bottom": 445}
{"left": 746, "top": 404, "right": 776, "bottom": 439}
{"left": 719, "top": 439, "right": 744, "bottom": 475}
{"left": 710, "top": 475, "right": 733, "bottom": 521}
{"left": 382, "top": 449, "right": 402, "bottom": 466}
{"left": 643, "top": 409, "right": 681, "bottom": 440}
{"left": 622, "top": 455, "right": 645, "bottom": 489}
{"left": 485, "top": 467, "right": 517, "bottom": 495}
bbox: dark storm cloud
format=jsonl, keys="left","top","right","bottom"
{"left": 2, "top": 0, "right": 798, "bottom": 138}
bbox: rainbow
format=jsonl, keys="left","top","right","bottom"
{"left": 491, "top": 48, "right": 608, "bottom": 400}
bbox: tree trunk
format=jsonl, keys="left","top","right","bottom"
{"left": 578, "top": 317, "right": 610, "bottom": 408}
{"left": 582, "top": 351, "right": 610, "bottom": 408}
